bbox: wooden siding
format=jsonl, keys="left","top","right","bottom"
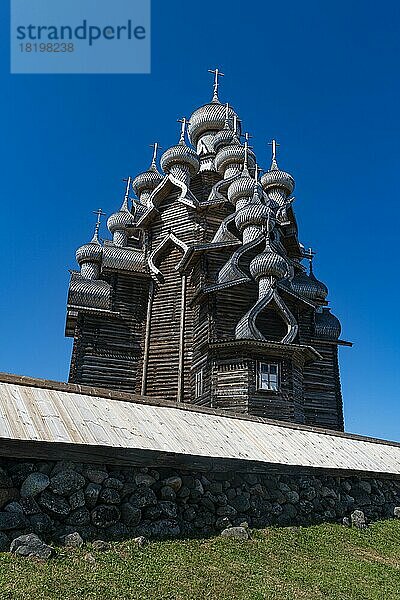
{"left": 0, "top": 378, "right": 399, "bottom": 476}
{"left": 67, "top": 175, "right": 346, "bottom": 432}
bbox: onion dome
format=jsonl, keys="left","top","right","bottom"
{"left": 235, "top": 197, "right": 272, "bottom": 232}
{"left": 188, "top": 101, "right": 239, "bottom": 148}
{"left": 214, "top": 139, "right": 256, "bottom": 176}
{"left": 315, "top": 308, "right": 341, "bottom": 339}
{"left": 227, "top": 164, "right": 258, "bottom": 204}
{"left": 132, "top": 163, "right": 163, "bottom": 197}
{"left": 261, "top": 157, "right": 295, "bottom": 195}
{"left": 291, "top": 264, "right": 328, "bottom": 302}
{"left": 107, "top": 199, "right": 135, "bottom": 235}
{"left": 160, "top": 141, "right": 200, "bottom": 176}
{"left": 76, "top": 232, "right": 103, "bottom": 266}
{"left": 250, "top": 238, "right": 288, "bottom": 281}
{"left": 213, "top": 125, "right": 236, "bottom": 153}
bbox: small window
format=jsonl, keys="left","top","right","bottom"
{"left": 258, "top": 362, "right": 279, "bottom": 391}
{"left": 195, "top": 368, "right": 204, "bottom": 398}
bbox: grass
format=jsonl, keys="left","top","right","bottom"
{"left": 0, "top": 521, "right": 400, "bottom": 599}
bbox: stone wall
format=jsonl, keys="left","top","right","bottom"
{"left": 1, "top": 458, "right": 400, "bottom": 549}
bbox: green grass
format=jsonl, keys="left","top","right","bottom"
{"left": 1, "top": 521, "right": 400, "bottom": 599}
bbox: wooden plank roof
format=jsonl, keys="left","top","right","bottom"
{"left": 0, "top": 372, "right": 399, "bottom": 476}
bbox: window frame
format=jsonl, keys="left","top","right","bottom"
{"left": 257, "top": 361, "right": 280, "bottom": 392}
{"left": 195, "top": 367, "right": 204, "bottom": 398}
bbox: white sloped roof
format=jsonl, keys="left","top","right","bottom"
{"left": 0, "top": 376, "right": 399, "bottom": 476}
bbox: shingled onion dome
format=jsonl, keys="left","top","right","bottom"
{"left": 250, "top": 236, "right": 289, "bottom": 296}
{"left": 315, "top": 307, "right": 341, "bottom": 339}
{"left": 188, "top": 100, "right": 239, "bottom": 150}
{"left": 227, "top": 142, "right": 258, "bottom": 208}
{"left": 107, "top": 197, "right": 135, "bottom": 247}
{"left": 261, "top": 155, "right": 295, "bottom": 193}
{"left": 235, "top": 185, "right": 273, "bottom": 244}
{"left": 291, "top": 262, "right": 328, "bottom": 303}
{"left": 76, "top": 231, "right": 103, "bottom": 280}
{"left": 214, "top": 133, "right": 256, "bottom": 177}
{"left": 132, "top": 163, "right": 163, "bottom": 205}
{"left": 161, "top": 118, "right": 200, "bottom": 182}
{"left": 160, "top": 142, "right": 199, "bottom": 177}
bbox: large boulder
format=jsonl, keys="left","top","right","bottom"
{"left": 135, "top": 474, "right": 156, "bottom": 487}
{"left": 83, "top": 469, "right": 108, "bottom": 485}
{"left": 69, "top": 490, "right": 86, "bottom": 510}
{"left": 85, "top": 483, "right": 101, "bottom": 508}
{"left": 120, "top": 503, "right": 141, "bottom": 527}
{"left": 10, "top": 534, "right": 54, "bottom": 559}
{"left": 21, "top": 473, "right": 50, "bottom": 498}
{"left": 99, "top": 488, "right": 120, "bottom": 505}
{"left": 129, "top": 488, "right": 157, "bottom": 509}
{"left": 39, "top": 491, "right": 70, "bottom": 517}
{"left": 67, "top": 508, "right": 91, "bottom": 527}
{"left": 0, "top": 511, "right": 26, "bottom": 531}
{"left": 91, "top": 505, "right": 120, "bottom": 528}
{"left": 50, "top": 471, "right": 85, "bottom": 496}
{"left": 162, "top": 476, "right": 182, "bottom": 492}
{"left": 29, "top": 513, "right": 53, "bottom": 536}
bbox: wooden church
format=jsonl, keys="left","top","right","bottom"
{"left": 65, "top": 70, "right": 349, "bottom": 432}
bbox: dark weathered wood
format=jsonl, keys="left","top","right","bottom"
{"left": 1, "top": 437, "right": 399, "bottom": 480}
{"left": 65, "top": 157, "right": 346, "bottom": 430}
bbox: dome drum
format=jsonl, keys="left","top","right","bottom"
{"left": 107, "top": 210, "right": 135, "bottom": 235}
{"left": 215, "top": 144, "right": 255, "bottom": 177}
{"left": 250, "top": 247, "right": 288, "bottom": 282}
{"left": 213, "top": 127, "right": 236, "bottom": 153}
{"left": 80, "top": 262, "right": 100, "bottom": 280}
{"left": 160, "top": 144, "right": 200, "bottom": 177}
{"left": 113, "top": 230, "right": 128, "bottom": 248}
{"left": 261, "top": 169, "right": 295, "bottom": 195}
{"left": 132, "top": 168, "right": 163, "bottom": 197}
{"left": 76, "top": 241, "right": 103, "bottom": 266}
{"left": 227, "top": 173, "right": 258, "bottom": 205}
{"left": 188, "top": 102, "right": 239, "bottom": 148}
{"left": 234, "top": 203, "right": 271, "bottom": 232}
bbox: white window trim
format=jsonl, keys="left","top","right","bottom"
{"left": 257, "top": 362, "right": 280, "bottom": 392}
{"left": 195, "top": 368, "right": 204, "bottom": 398}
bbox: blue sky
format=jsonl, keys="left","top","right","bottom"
{"left": 0, "top": 0, "right": 399, "bottom": 441}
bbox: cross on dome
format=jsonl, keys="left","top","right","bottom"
{"left": 92, "top": 208, "right": 106, "bottom": 239}
{"left": 149, "top": 142, "right": 161, "bottom": 167}
{"left": 177, "top": 117, "right": 190, "bottom": 143}
{"left": 122, "top": 177, "right": 132, "bottom": 201}
{"left": 208, "top": 68, "right": 225, "bottom": 102}
{"left": 268, "top": 139, "right": 280, "bottom": 162}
